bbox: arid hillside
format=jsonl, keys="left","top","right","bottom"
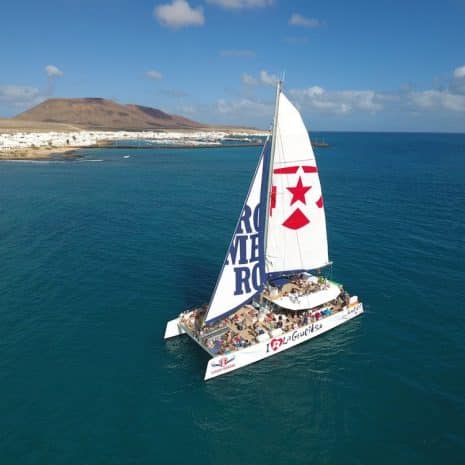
{"left": 13, "top": 98, "right": 206, "bottom": 130}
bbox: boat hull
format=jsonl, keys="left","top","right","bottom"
{"left": 203, "top": 302, "right": 363, "bottom": 380}
{"left": 164, "top": 317, "right": 185, "bottom": 339}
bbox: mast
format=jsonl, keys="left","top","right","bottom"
{"left": 263, "top": 79, "right": 282, "bottom": 255}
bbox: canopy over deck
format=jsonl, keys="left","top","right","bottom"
{"left": 264, "top": 281, "right": 341, "bottom": 311}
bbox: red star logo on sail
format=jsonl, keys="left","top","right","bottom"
{"left": 286, "top": 177, "right": 311, "bottom": 205}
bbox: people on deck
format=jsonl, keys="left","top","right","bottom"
{"left": 179, "top": 289, "right": 348, "bottom": 354}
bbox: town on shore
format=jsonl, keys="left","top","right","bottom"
{"left": 0, "top": 126, "right": 268, "bottom": 160}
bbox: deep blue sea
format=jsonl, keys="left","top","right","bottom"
{"left": 1, "top": 132, "right": 464, "bottom": 465}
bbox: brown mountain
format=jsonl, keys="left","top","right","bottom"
{"left": 14, "top": 98, "right": 205, "bottom": 130}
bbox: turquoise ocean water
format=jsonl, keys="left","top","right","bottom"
{"left": 1, "top": 132, "right": 464, "bottom": 465}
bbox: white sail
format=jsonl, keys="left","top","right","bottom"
{"left": 204, "top": 141, "right": 270, "bottom": 324}
{"left": 266, "top": 92, "right": 329, "bottom": 275}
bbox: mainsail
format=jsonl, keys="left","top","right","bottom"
{"left": 265, "top": 92, "right": 329, "bottom": 275}
{"left": 204, "top": 140, "right": 271, "bottom": 324}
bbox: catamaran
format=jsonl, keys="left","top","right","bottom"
{"left": 164, "top": 81, "right": 363, "bottom": 380}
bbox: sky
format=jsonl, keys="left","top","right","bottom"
{"left": 1, "top": 0, "right": 464, "bottom": 131}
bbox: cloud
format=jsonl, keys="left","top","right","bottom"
{"left": 153, "top": 66, "right": 465, "bottom": 130}
{"left": 259, "top": 70, "right": 278, "bottom": 86}
{"left": 408, "top": 89, "right": 465, "bottom": 112}
{"left": 220, "top": 49, "right": 255, "bottom": 57}
{"left": 453, "top": 65, "right": 465, "bottom": 79}
{"left": 289, "top": 13, "right": 323, "bottom": 28}
{"left": 241, "top": 73, "right": 258, "bottom": 86}
{"left": 215, "top": 97, "right": 273, "bottom": 119}
{"left": 0, "top": 65, "right": 64, "bottom": 114}
{"left": 451, "top": 65, "right": 465, "bottom": 95}
{"left": 289, "top": 87, "right": 383, "bottom": 114}
{"left": 0, "top": 85, "right": 41, "bottom": 104}
{"left": 154, "top": 0, "right": 204, "bottom": 29}
{"left": 0, "top": 85, "right": 44, "bottom": 115}
{"left": 44, "top": 65, "right": 63, "bottom": 97}
{"left": 405, "top": 66, "right": 465, "bottom": 111}
{"left": 45, "top": 65, "right": 63, "bottom": 78}
{"left": 240, "top": 70, "right": 278, "bottom": 87}
{"left": 289, "top": 66, "right": 465, "bottom": 118}
{"left": 207, "top": 0, "right": 273, "bottom": 9}
{"left": 146, "top": 70, "right": 163, "bottom": 80}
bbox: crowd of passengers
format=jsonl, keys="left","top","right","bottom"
{"left": 179, "top": 289, "right": 350, "bottom": 355}
{"left": 290, "top": 275, "right": 330, "bottom": 293}
{"left": 265, "top": 275, "right": 331, "bottom": 301}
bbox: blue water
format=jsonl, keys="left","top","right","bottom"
{"left": 1, "top": 133, "right": 464, "bottom": 465}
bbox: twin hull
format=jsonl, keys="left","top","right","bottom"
{"left": 165, "top": 302, "right": 364, "bottom": 380}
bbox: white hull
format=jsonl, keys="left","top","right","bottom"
{"left": 164, "top": 317, "right": 186, "bottom": 339}
{"left": 165, "top": 302, "right": 363, "bottom": 380}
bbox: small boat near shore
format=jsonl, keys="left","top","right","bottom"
{"left": 312, "top": 140, "right": 329, "bottom": 148}
{"left": 164, "top": 81, "right": 363, "bottom": 380}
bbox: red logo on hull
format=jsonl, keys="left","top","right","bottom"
{"left": 269, "top": 337, "right": 284, "bottom": 351}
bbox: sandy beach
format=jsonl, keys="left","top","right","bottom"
{"left": 0, "top": 146, "right": 79, "bottom": 160}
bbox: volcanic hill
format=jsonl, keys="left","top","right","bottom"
{"left": 14, "top": 98, "right": 205, "bottom": 130}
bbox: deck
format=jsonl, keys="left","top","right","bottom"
{"left": 178, "top": 277, "right": 350, "bottom": 357}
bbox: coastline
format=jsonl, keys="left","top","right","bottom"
{"left": 0, "top": 128, "right": 269, "bottom": 161}
{"left": 0, "top": 142, "right": 266, "bottom": 161}
{"left": 0, "top": 146, "right": 80, "bottom": 161}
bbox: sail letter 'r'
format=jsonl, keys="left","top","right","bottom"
{"left": 237, "top": 205, "right": 252, "bottom": 233}
{"left": 226, "top": 205, "right": 261, "bottom": 266}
